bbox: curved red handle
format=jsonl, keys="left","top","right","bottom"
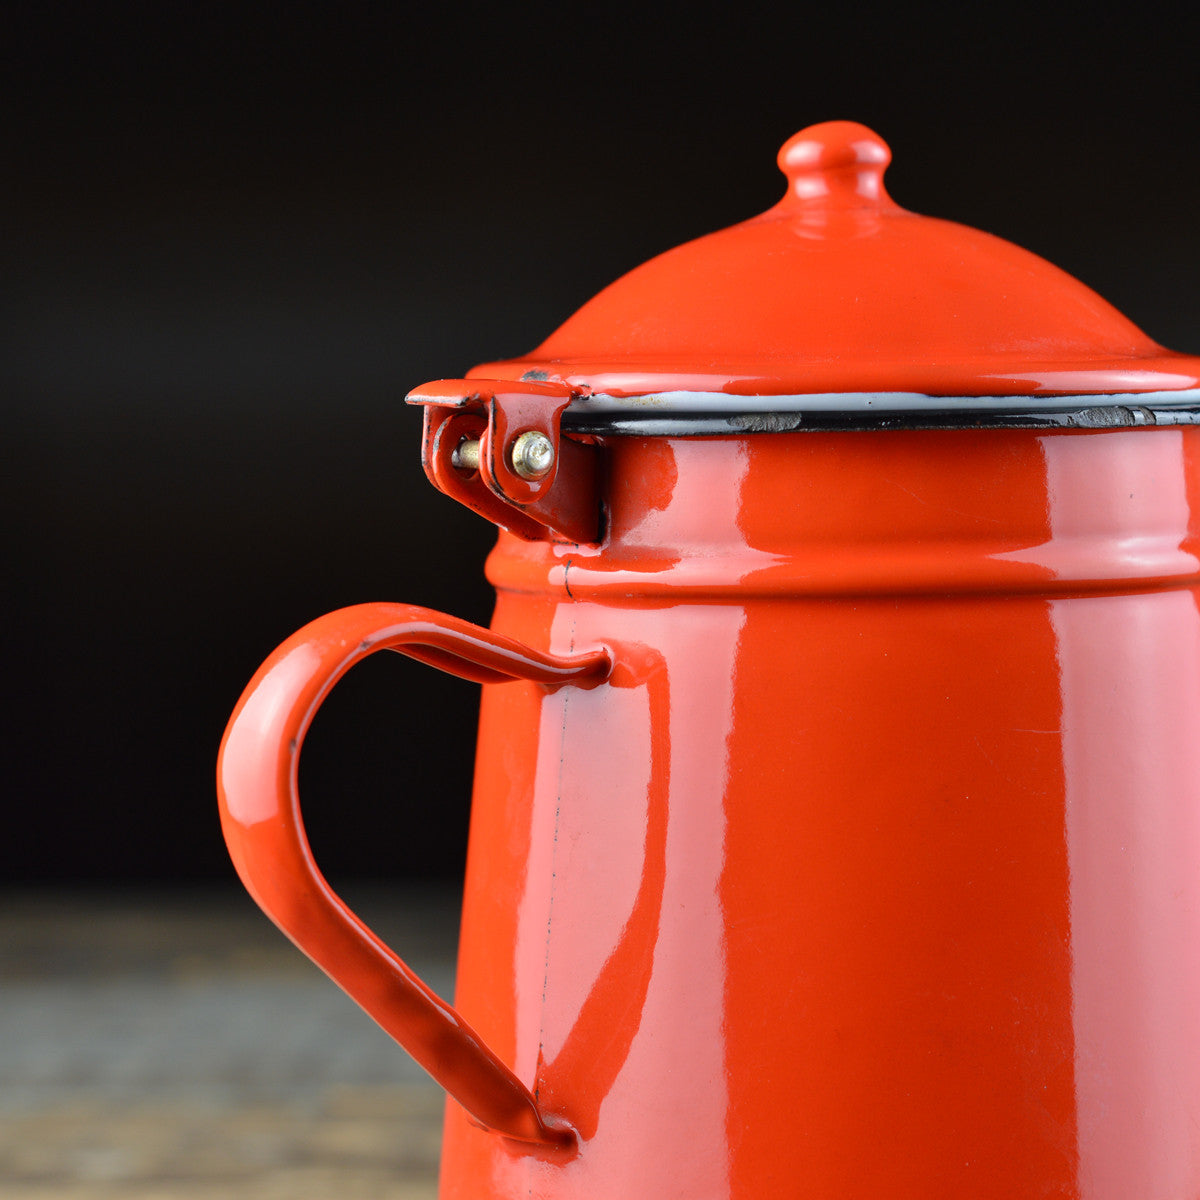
{"left": 217, "top": 603, "right": 610, "bottom": 1146}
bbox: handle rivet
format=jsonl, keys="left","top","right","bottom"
{"left": 510, "top": 431, "right": 555, "bottom": 480}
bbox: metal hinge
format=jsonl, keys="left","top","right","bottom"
{"left": 406, "top": 379, "right": 601, "bottom": 544}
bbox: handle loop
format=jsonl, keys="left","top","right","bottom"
{"left": 217, "top": 603, "right": 609, "bottom": 1145}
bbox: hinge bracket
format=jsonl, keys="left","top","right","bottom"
{"left": 407, "top": 378, "right": 601, "bottom": 544}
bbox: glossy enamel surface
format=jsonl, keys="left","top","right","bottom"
{"left": 434, "top": 427, "right": 1200, "bottom": 1198}
{"left": 217, "top": 426, "right": 1200, "bottom": 1195}
{"left": 471, "top": 122, "right": 1200, "bottom": 398}
{"left": 217, "top": 117, "right": 1200, "bottom": 1196}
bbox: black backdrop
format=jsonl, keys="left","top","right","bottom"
{"left": 5, "top": 3, "right": 1199, "bottom": 884}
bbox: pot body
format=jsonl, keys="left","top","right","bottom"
{"left": 441, "top": 427, "right": 1200, "bottom": 1199}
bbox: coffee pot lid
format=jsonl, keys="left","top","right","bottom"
{"left": 466, "top": 121, "right": 1200, "bottom": 430}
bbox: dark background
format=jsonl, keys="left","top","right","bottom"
{"left": 4, "top": 2, "right": 1199, "bottom": 886}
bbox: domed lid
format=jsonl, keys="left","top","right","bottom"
{"left": 470, "top": 121, "right": 1200, "bottom": 423}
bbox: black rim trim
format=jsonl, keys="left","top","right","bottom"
{"left": 563, "top": 403, "right": 1200, "bottom": 436}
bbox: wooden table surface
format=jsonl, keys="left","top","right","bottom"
{"left": 0, "top": 884, "right": 458, "bottom": 1198}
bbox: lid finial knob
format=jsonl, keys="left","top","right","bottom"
{"left": 777, "top": 121, "right": 895, "bottom": 210}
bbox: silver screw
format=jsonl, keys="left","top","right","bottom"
{"left": 509, "top": 431, "right": 555, "bottom": 480}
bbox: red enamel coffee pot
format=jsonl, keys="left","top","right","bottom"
{"left": 218, "top": 122, "right": 1200, "bottom": 1198}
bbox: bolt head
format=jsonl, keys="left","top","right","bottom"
{"left": 510, "top": 431, "right": 555, "bottom": 480}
